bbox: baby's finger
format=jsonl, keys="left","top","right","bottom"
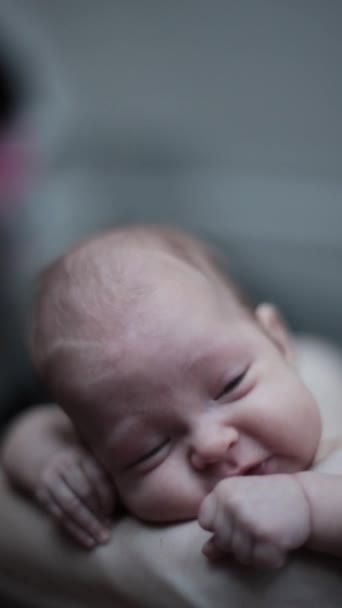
{"left": 52, "top": 481, "right": 111, "bottom": 544}
{"left": 36, "top": 486, "right": 85, "bottom": 534}
{"left": 36, "top": 486, "right": 63, "bottom": 517}
{"left": 252, "top": 541, "right": 286, "bottom": 569}
{"left": 211, "top": 508, "right": 234, "bottom": 553}
{"left": 80, "top": 456, "right": 116, "bottom": 516}
{"left": 198, "top": 493, "right": 217, "bottom": 531}
{"left": 202, "top": 537, "right": 227, "bottom": 560}
{"left": 231, "top": 527, "right": 253, "bottom": 565}
{"left": 61, "top": 518, "right": 100, "bottom": 549}
{"left": 62, "top": 465, "right": 101, "bottom": 516}
{"left": 93, "top": 476, "right": 116, "bottom": 517}
{"left": 38, "top": 490, "right": 99, "bottom": 548}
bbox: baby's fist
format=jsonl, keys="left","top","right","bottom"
{"left": 199, "top": 474, "right": 311, "bottom": 568}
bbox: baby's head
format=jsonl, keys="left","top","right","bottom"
{"left": 31, "top": 226, "right": 321, "bottom": 522}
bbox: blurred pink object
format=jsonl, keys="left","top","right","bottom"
{"left": 0, "top": 130, "right": 37, "bottom": 217}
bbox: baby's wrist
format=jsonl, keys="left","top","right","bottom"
{"left": 293, "top": 472, "right": 314, "bottom": 545}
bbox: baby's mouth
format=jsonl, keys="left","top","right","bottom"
{"left": 206, "top": 457, "right": 273, "bottom": 486}
{"left": 243, "top": 457, "right": 274, "bottom": 476}
{"left": 218, "top": 458, "right": 271, "bottom": 478}
{"left": 245, "top": 461, "right": 266, "bottom": 475}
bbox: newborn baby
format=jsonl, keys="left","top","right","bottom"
{"left": 3, "top": 225, "right": 342, "bottom": 568}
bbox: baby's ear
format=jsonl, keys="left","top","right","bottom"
{"left": 255, "top": 303, "right": 295, "bottom": 364}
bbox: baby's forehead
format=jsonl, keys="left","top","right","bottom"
{"left": 102, "top": 266, "right": 239, "bottom": 353}
{"left": 66, "top": 249, "right": 245, "bottom": 375}
{"left": 60, "top": 240, "right": 247, "bottom": 388}
{"left": 75, "top": 296, "right": 247, "bottom": 405}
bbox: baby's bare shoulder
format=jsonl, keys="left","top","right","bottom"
{"left": 294, "top": 335, "right": 342, "bottom": 439}
{"left": 313, "top": 437, "right": 342, "bottom": 474}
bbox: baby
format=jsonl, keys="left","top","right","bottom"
{"left": 3, "top": 225, "right": 342, "bottom": 569}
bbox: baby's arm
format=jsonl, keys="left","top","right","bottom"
{"left": 198, "top": 445, "right": 342, "bottom": 568}
{"left": 198, "top": 473, "right": 311, "bottom": 568}
{"left": 1, "top": 405, "right": 116, "bottom": 548}
{"left": 295, "top": 443, "right": 342, "bottom": 558}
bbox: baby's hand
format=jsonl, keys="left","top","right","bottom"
{"left": 35, "top": 445, "right": 116, "bottom": 549}
{"left": 198, "top": 474, "right": 311, "bottom": 569}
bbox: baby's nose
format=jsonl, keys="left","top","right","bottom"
{"left": 189, "top": 422, "right": 239, "bottom": 470}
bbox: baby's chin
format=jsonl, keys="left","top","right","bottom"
{"left": 137, "top": 512, "right": 199, "bottom": 525}
{"left": 126, "top": 499, "right": 202, "bottom": 524}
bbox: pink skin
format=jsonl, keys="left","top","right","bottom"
{"left": 35, "top": 445, "right": 115, "bottom": 548}
{"left": 198, "top": 473, "right": 312, "bottom": 568}
{"left": 65, "top": 264, "right": 321, "bottom": 545}
{"left": 0, "top": 130, "right": 37, "bottom": 210}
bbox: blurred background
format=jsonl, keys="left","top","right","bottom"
{"left": 0, "top": 0, "right": 341, "bottom": 426}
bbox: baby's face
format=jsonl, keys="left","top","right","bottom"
{"left": 69, "top": 266, "right": 321, "bottom": 523}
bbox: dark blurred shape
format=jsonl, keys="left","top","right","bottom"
{"left": 0, "top": 47, "right": 25, "bottom": 133}
{"left": 0, "top": 47, "right": 31, "bottom": 424}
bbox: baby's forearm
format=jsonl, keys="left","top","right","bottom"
{"left": 296, "top": 471, "right": 342, "bottom": 558}
{"left": 1, "top": 405, "right": 78, "bottom": 496}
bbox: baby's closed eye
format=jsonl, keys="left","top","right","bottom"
{"left": 216, "top": 368, "right": 249, "bottom": 400}
{"left": 125, "top": 438, "right": 171, "bottom": 472}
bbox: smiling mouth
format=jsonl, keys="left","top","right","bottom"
{"left": 243, "top": 458, "right": 272, "bottom": 476}
{"left": 245, "top": 462, "right": 265, "bottom": 475}
{"left": 209, "top": 458, "right": 272, "bottom": 483}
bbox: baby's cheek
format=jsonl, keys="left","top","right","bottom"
{"left": 116, "top": 466, "right": 205, "bottom": 523}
